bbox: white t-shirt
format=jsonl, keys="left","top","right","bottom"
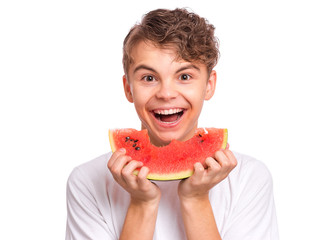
{"left": 66, "top": 151, "right": 279, "bottom": 240}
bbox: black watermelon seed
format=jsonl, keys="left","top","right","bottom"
{"left": 135, "top": 147, "right": 140, "bottom": 150}
{"left": 134, "top": 140, "right": 138, "bottom": 142}
{"left": 133, "top": 144, "right": 136, "bottom": 147}
{"left": 198, "top": 134, "right": 202, "bottom": 137}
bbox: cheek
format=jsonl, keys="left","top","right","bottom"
{"left": 133, "top": 96, "right": 146, "bottom": 110}
{"left": 184, "top": 87, "right": 207, "bottom": 107}
{"left": 132, "top": 89, "right": 151, "bottom": 110}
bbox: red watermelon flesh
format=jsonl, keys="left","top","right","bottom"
{"left": 108, "top": 128, "right": 228, "bottom": 180}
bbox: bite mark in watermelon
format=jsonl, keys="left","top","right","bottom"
{"left": 108, "top": 128, "right": 228, "bottom": 181}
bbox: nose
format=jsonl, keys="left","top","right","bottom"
{"left": 155, "top": 79, "right": 178, "bottom": 100}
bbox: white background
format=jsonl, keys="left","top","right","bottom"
{"left": 1, "top": 0, "right": 335, "bottom": 239}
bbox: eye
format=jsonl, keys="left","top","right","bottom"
{"left": 142, "top": 75, "right": 155, "bottom": 82}
{"left": 179, "top": 74, "right": 191, "bottom": 81}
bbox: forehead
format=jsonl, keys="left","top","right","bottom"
{"left": 131, "top": 41, "right": 177, "bottom": 62}
{"left": 128, "top": 41, "right": 206, "bottom": 74}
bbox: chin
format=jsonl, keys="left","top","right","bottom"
{"left": 152, "top": 132, "right": 177, "bottom": 146}
{"left": 146, "top": 129, "right": 181, "bottom": 146}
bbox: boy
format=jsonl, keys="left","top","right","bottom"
{"left": 66, "top": 8, "right": 279, "bottom": 240}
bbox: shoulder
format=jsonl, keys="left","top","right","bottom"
{"left": 224, "top": 151, "right": 275, "bottom": 204}
{"left": 67, "top": 152, "right": 112, "bottom": 191}
{"left": 216, "top": 151, "right": 274, "bottom": 199}
{"left": 232, "top": 151, "right": 273, "bottom": 183}
{"left": 214, "top": 152, "right": 279, "bottom": 239}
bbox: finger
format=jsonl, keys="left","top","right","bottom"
{"left": 111, "top": 154, "right": 132, "bottom": 174}
{"left": 137, "top": 166, "right": 150, "bottom": 187}
{"left": 121, "top": 160, "right": 143, "bottom": 176}
{"left": 223, "top": 149, "right": 238, "bottom": 168}
{"left": 107, "top": 148, "right": 126, "bottom": 168}
{"left": 192, "top": 162, "right": 205, "bottom": 179}
{"left": 214, "top": 150, "right": 226, "bottom": 165}
{"left": 205, "top": 157, "right": 221, "bottom": 172}
{"left": 121, "top": 160, "right": 144, "bottom": 187}
{"left": 225, "top": 143, "right": 230, "bottom": 150}
{"left": 137, "top": 166, "right": 149, "bottom": 181}
{"left": 109, "top": 155, "right": 133, "bottom": 187}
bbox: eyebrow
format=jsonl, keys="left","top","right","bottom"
{"left": 133, "top": 65, "right": 157, "bottom": 74}
{"left": 176, "top": 64, "right": 201, "bottom": 73}
{"left": 133, "top": 63, "right": 201, "bottom": 75}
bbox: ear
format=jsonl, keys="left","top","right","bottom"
{"left": 204, "top": 70, "right": 217, "bottom": 100}
{"left": 123, "top": 75, "right": 133, "bottom": 103}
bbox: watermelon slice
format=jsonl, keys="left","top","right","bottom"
{"left": 108, "top": 128, "right": 228, "bottom": 180}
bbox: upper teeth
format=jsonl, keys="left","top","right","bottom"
{"left": 153, "top": 108, "right": 183, "bottom": 115}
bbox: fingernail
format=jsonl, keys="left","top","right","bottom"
{"left": 120, "top": 148, "right": 126, "bottom": 153}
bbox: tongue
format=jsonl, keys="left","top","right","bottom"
{"left": 160, "top": 113, "right": 179, "bottom": 122}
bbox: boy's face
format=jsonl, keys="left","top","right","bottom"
{"left": 123, "top": 41, "right": 216, "bottom": 146}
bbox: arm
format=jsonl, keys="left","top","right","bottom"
{"left": 120, "top": 199, "right": 159, "bottom": 240}
{"left": 108, "top": 148, "right": 161, "bottom": 240}
{"left": 179, "top": 195, "right": 221, "bottom": 240}
{"left": 178, "top": 147, "right": 237, "bottom": 240}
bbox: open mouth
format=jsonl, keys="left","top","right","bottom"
{"left": 152, "top": 108, "right": 185, "bottom": 123}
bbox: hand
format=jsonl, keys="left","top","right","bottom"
{"left": 178, "top": 145, "right": 237, "bottom": 201}
{"left": 107, "top": 148, "right": 161, "bottom": 205}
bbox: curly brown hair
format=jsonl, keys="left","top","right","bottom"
{"left": 122, "top": 8, "right": 220, "bottom": 75}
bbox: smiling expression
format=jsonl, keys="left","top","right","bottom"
{"left": 123, "top": 41, "right": 217, "bottom": 146}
